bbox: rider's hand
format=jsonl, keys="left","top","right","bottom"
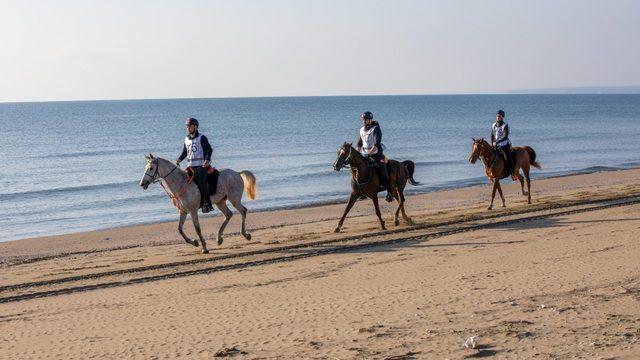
{"left": 175, "top": 159, "right": 181, "bottom": 166}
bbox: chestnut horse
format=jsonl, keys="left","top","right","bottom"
{"left": 468, "top": 138, "right": 541, "bottom": 210}
{"left": 333, "top": 142, "right": 420, "bottom": 232}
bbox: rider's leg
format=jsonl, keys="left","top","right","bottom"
{"left": 196, "top": 166, "right": 212, "bottom": 212}
{"left": 374, "top": 153, "right": 393, "bottom": 202}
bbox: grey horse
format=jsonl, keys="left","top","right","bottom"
{"left": 139, "top": 154, "right": 258, "bottom": 253}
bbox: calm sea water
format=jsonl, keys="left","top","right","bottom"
{"left": 1, "top": 95, "right": 639, "bottom": 242}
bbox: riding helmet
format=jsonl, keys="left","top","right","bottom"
{"left": 185, "top": 117, "right": 199, "bottom": 127}
{"left": 361, "top": 111, "right": 374, "bottom": 120}
{"left": 496, "top": 110, "right": 505, "bottom": 117}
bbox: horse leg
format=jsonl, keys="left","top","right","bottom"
{"left": 518, "top": 172, "right": 526, "bottom": 196}
{"left": 215, "top": 201, "right": 233, "bottom": 245}
{"left": 190, "top": 211, "right": 209, "bottom": 254}
{"left": 393, "top": 187, "right": 402, "bottom": 226}
{"left": 523, "top": 164, "right": 532, "bottom": 204}
{"left": 399, "top": 191, "right": 413, "bottom": 225}
{"left": 335, "top": 193, "right": 358, "bottom": 233}
{"left": 178, "top": 211, "right": 198, "bottom": 247}
{"left": 230, "top": 197, "right": 251, "bottom": 241}
{"left": 371, "top": 194, "right": 386, "bottom": 230}
{"left": 488, "top": 179, "right": 498, "bottom": 210}
{"left": 496, "top": 180, "right": 506, "bottom": 208}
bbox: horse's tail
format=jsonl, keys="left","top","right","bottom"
{"left": 524, "top": 146, "right": 542, "bottom": 169}
{"left": 402, "top": 160, "right": 420, "bottom": 186}
{"left": 239, "top": 171, "right": 258, "bottom": 200}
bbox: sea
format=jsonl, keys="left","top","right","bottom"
{"left": 1, "top": 94, "right": 639, "bottom": 242}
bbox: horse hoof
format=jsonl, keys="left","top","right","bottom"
{"left": 333, "top": 227, "right": 341, "bottom": 233}
{"left": 201, "top": 248, "right": 209, "bottom": 254}
{"left": 487, "top": 206, "right": 493, "bottom": 210}
{"left": 405, "top": 218, "right": 414, "bottom": 225}
{"left": 192, "top": 241, "right": 200, "bottom": 247}
{"left": 501, "top": 204, "right": 506, "bottom": 208}
{"left": 217, "top": 237, "right": 223, "bottom": 246}
{"left": 394, "top": 219, "right": 400, "bottom": 226}
{"left": 244, "top": 233, "right": 252, "bottom": 241}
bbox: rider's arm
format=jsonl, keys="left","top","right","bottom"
{"left": 356, "top": 137, "right": 363, "bottom": 152}
{"left": 374, "top": 126, "right": 382, "bottom": 147}
{"left": 489, "top": 126, "right": 495, "bottom": 146}
{"left": 200, "top": 135, "right": 213, "bottom": 164}
{"left": 177, "top": 143, "right": 187, "bottom": 162}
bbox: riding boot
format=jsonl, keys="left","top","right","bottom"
{"left": 379, "top": 161, "right": 394, "bottom": 202}
{"left": 196, "top": 167, "right": 213, "bottom": 213}
{"left": 502, "top": 149, "right": 511, "bottom": 174}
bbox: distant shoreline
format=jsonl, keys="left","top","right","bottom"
{"left": 2, "top": 91, "right": 639, "bottom": 105}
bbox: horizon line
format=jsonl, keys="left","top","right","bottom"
{"left": 2, "top": 88, "right": 640, "bottom": 105}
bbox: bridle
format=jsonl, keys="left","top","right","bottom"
{"left": 335, "top": 147, "right": 352, "bottom": 169}
{"left": 144, "top": 158, "right": 179, "bottom": 184}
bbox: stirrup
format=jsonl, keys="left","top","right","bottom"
{"left": 201, "top": 203, "right": 213, "bottom": 213}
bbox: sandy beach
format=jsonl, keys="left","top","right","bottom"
{"left": 2, "top": 169, "right": 640, "bottom": 359}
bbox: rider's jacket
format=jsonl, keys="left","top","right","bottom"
{"left": 491, "top": 121, "right": 511, "bottom": 148}
{"left": 178, "top": 131, "right": 212, "bottom": 167}
{"left": 357, "top": 121, "right": 383, "bottom": 156}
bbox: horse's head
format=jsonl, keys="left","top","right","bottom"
{"left": 140, "top": 153, "right": 159, "bottom": 189}
{"left": 333, "top": 142, "right": 353, "bottom": 171}
{"left": 468, "top": 138, "right": 488, "bottom": 164}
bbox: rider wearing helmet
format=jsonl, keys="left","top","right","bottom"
{"left": 176, "top": 118, "right": 214, "bottom": 213}
{"left": 490, "top": 110, "right": 512, "bottom": 169}
{"left": 356, "top": 111, "right": 393, "bottom": 202}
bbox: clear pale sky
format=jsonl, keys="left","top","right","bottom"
{"left": 1, "top": 0, "right": 639, "bottom": 102}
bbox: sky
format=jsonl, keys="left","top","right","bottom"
{"left": 1, "top": 0, "right": 639, "bottom": 102}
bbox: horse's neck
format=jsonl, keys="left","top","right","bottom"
{"left": 480, "top": 144, "right": 500, "bottom": 169}
{"left": 158, "top": 159, "right": 188, "bottom": 192}
{"left": 348, "top": 149, "right": 369, "bottom": 182}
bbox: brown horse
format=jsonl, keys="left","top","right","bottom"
{"left": 332, "top": 142, "right": 420, "bottom": 232}
{"left": 468, "top": 138, "right": 541, "bottom": 210}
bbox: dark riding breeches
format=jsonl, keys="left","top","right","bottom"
{"left": 371, "top": 153, "right": 391, "bottom": 188}
{"left": 193, "top": 166, "right": 212, "bottom": 206}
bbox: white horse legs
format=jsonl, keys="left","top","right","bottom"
{"left": 190, "top": 211, "right": 209, "bottom": 254}
{"left": 215, "top": 201, "right": 233, "bottom": 245}
{"left": 178, "top": 211, "right": 199, "bottom": 247}
{"left": 230, "top": 199, "right": 251, "bottom": 240}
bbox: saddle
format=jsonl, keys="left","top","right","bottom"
{"left": 186, "top": 166, "right": 220, "bottom": 205}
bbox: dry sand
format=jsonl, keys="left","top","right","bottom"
{"left": 1, "top": 169, "right": 640, "bottom": 359}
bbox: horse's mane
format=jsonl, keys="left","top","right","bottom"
{"left": 155, "top": 156, "right": 187, "bottom": 175}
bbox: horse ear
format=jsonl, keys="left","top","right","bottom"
{"left": 149, "top": 153, "right": 154, "bottom": 159}
{"left": 145, "top": 154, "right": 150, "bottom": 160}
{"left": 471, "top": 137, "right": 476, "bottom": 142}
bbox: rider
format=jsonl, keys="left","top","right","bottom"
{"left": 356, "top": 111, "right": 393, "bottom": 202}
{"left": 176, "top": 118, "right": 214, "bottom": 213}
{"left": 490, "top": 109, "right": 512, "bottom": 170}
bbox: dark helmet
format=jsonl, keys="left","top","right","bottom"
{"left": 185, "top": 117, "right": 199, "bottom": 127}
{"left": 496, "top": 110, "right": 505, "bottom": 117}
{"left": 361, "top": 111, "right": 374, "bottom": 120}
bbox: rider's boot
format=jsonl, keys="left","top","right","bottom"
{"left": 380, "top": 161, "right": 394, "bottom": 202}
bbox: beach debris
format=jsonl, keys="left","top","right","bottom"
{"left": 214, "top": 346, "right": 246, "bottom": 357}
{"left": 464, "top": 336, "right": 480, "bottom": 349}
{"left": 510, "top": 300, "right": 518, "bottom": 306}
{"left": 384, "top": 351, "right": 420, "bottom": 360}
{"left": 540, "top": 304, "right": 547, "bottom": 309}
